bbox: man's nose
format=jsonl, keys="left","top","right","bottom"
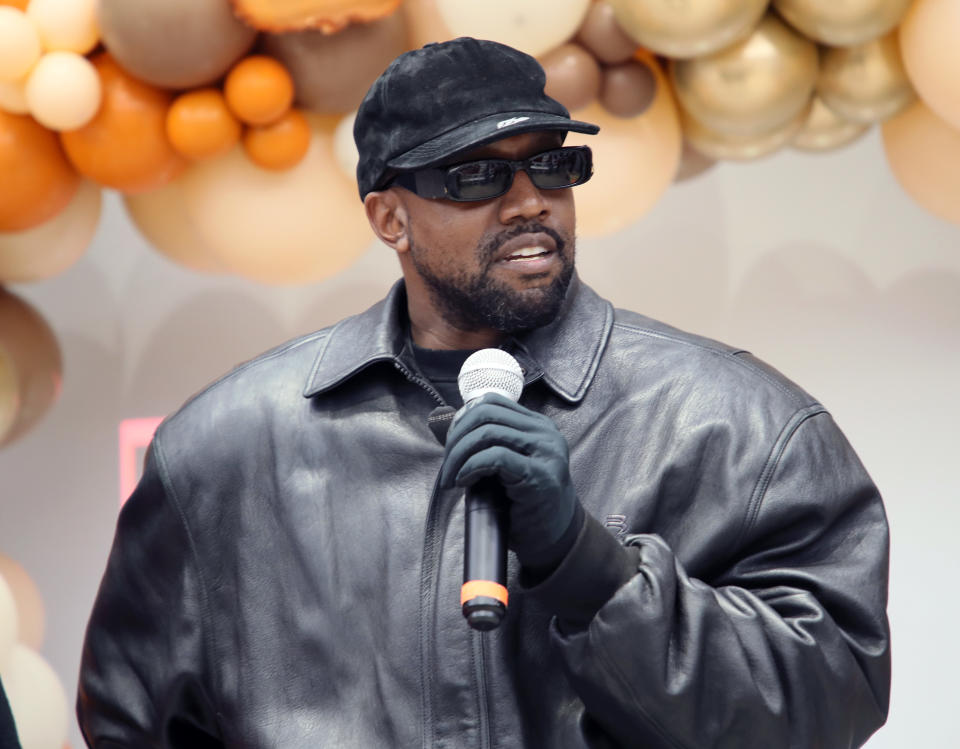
{"left": 498, "top": 169, "right": 550, "bottom": 223}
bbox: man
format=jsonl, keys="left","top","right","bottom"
{"left": 78, "top": 38, "right": 890, "bottom": 748}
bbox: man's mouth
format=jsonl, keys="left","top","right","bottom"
{"left": 502, "top": 246, "right": 553, "bottom": 262}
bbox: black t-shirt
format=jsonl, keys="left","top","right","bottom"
{"left": 411, "top": 343, "right": 475, "bottom": 408}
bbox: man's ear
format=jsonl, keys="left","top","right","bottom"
{"left": 364, "top": 190, "right": 410, "bottom": 255}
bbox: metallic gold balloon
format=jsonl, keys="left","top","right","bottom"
{"left": 793, "top": 95, "right": 869, "bottom": 151}
{"left": 670, "top": 14, "right": 818, "bottom": 138}
{"left": 817, "top": 32, "right": 915, "bottom": 125}
{"left": 608, "top": 0, "right": 768, "bottom": 58}
{"left": 773, "top": 0, "right": 911, "bottom": 47}
{"left": 681, "top": 100, "right": 811, "bottom": 160}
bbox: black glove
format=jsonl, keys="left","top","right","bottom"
{"left": 440, "top": 393, "right": 581, "bottom": 569}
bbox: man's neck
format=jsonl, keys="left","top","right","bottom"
{"left": 407, "top": 314, "right": 506, "bottom": 351}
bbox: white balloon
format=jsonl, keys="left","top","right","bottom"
{"left": 28, "top": 0, "right": 100, "bottom": 54}
{"left": 435, "top": 0, "right": 591, "bottom": 57}
{"left": 0, "top": 7, "right": 41, "bottom": 83}
{"left": 0, "top": 644, "right": 69, "bottom": 749}
{"left": 0, "top": 576, "right": 18, "bottom": 673}
{"left": 25, "top": 51, "right": 102, "bottom": 131}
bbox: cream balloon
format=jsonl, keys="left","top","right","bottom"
{"left": 0, "top": 644, "right": 69, "bottom": 749}
{"left": 0, "top": 556, "right": 45, "bottom": 650}
{"left": 671, "top": 13, "right": 818, "bottom": 138}
{"left": 403, "top": 0, "right": 455, "bottom": 47}
{"left": 181, "top": 115, "right": 373, "bottom": 285}
{"left": 609, "top": 0, "right": 768, "bottom": 59}
{"left": 25, "top": 51, "right": 102, "bottom": 131}
{"left": 27, "top": 0, "right": 99, "bottom": 54}
{"left": 124, "top": 174, "right": 224, "bottom": 274}
{"left": 817, "top": 32, "right": 914, "bottom": 125}
{"left": 793, "top": 96, "right": 869, "bottom": 151}
{"left": 0, "top": 7, "right": 40, "bottom": 82}
{"left": 0, "top": 179, "right": 101, "bottom": 282}
{"left": 882, "top": 99, "right": 960, "bottom": 226}
{"left": 435, "top": 0, "right": 591, "bottom": 58}
{"left": 900, "top": 0, "right": 960, "bottom": 131}
{"left": 773, "top": 0, "right": 912, "bottom": 47}
{"left": 332, "top": 110, "right": 359, "bottom": 184}
{"left": 0, "top": 75, "right": 28, "bottom": 114}
{"left": 682, "top": 101, "right": 812, "bottom": 160}
{"left": 564, "top": 54, "right": 681, "bottom": 237}
{"left": 0, "top": 576, "right": 17, "bottom": 673}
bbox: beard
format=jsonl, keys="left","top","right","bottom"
{"left": 409, "top": 221, "right": 575, "bottom": 335}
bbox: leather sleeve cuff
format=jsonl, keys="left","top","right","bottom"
{"left": 520, "top": 511, "right": 639, "bottom": 633}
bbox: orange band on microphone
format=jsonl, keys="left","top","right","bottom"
{"left": 460, "top": 580, "right": 509, "bottom": 606}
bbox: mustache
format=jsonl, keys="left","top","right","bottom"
{"left": 477, "top": 222, "right": 567, "bottom": 264}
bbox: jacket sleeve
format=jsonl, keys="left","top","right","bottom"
{"left": 77, "top": 440, "right": 224, "bottom": 748}
{"left": 532, "top": 409, "right": 891, "bottom": 749}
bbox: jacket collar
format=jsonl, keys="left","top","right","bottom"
{"left": 303, "top": 274, "right": 613, "bottom": 403}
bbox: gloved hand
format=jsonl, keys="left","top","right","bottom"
{"left": 440, "top": 393, "right": 581, "bottom": 569}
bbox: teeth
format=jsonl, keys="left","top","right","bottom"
{"left": 506, "top": 246, "right": 548, "bottom": 259}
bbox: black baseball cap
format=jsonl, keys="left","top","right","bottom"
{"left": 353, "top": 37, "right": 600, "bottom": 200}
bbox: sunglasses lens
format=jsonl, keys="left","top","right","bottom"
{"left": 528, "top": 149, "right": 589, "bottom": 190}
{"left": 448, "top": 161, "right": 513, "bottom": 201}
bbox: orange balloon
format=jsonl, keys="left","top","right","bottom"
{"left": 224, "top": 55, "right": 295, "bottom": 126}
{"left": 0, "top": 0, "right": 28, "bottom": 9}
{"left": 0, "top": 110, "right": 79, "bottom": 232}
{"left": 242, "top": 108, "right": 311, "bottom": 170}
{"left": 60, "top": 53, "right": 186, "bottom": 194}
{"left": 166, "top": 88, "right": 241, "bottom": 161}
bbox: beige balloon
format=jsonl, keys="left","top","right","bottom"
{"left": 403, "top": 0, "right": 455, "bottom": 47}
{"left": 793, "top": 96, "right": 869, "bottom": 151}
{"left": 818, "top": 32, "right": 915, "bottom": 124}
{"left": 564, "top": 55, "right": 682, "bottom": 237}
{"left": 0, "top": 180, "right": 101, "bottom": 282}
{"left": 608, "top": 0, "right": 768, "bottom": 58}
{"left": 0, "top": 576, "right": 16, "bottom": 673}
{"left": 124, "top": 174, "right": 225, "bottom": 274}
{"left": 671, "top": 14, "right": 818, "bottom": 138}
{"left": 181, "top": 115, "right": 373, "bottom": 285}
{"left": 332, "top": 110, "right": 359, "bottom": 184}
{"left": 0, "top": 556, "right": 45, "bottom": 650}
{"left": 0, "top": 288, "right": 62, "bottom": 448}
{"left": 0, "top": 644, "right": 69, "bottom": 749}
{"left": 0, "top": 76, "right": 28, "bottom": 114}
{"left": 900, "top": 0, "right": 960, "bottom": 132}
{"left": 25, "top": 51, "right": 102, "bottom": 131}
{"left": 681, "top": 100, "right": 812, "bottom": 160}
{"left": 773, "top": 0, "right": 912, "bottom": 47}
{"left": 436, "top": 0, "right": 591, "bottom": 58}
{"left": 28, "top": 0, "right": 99, "bottom": 54}
{"left": 0, "top": 7, "right": 41, "bottom": 82}
{"left": 882, "top": 99, "right": 960, "bottom": 226}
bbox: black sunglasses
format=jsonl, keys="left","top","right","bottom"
{"left": 387, "top": 146, "right": 593, "bottom": 202}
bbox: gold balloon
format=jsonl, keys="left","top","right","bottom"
{"left": 793, "top": 95, "right": 869, "bottom": 151}
{"left": 882, "top": 99, "right": 960, "bottom": 227}
{"left": 681, "top": 100, "right": 812, "bottom": 160}
{"left": 564, "top": 53, "right": 681, "bottom": 236}
{"left": 671, "top": 14, "right": 818, "bottom": 138}
{"left": 817, "top": 32, "right": 914, "bottom": 124}
{"left": 608, "top": 0, "right": 768, "bottom": 58}
{"left": 0, "top": 287, "right": 62, "bottom": 448}
{"left": 773, "top": 0, "right": 912, "bottom": 47}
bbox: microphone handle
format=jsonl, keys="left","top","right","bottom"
{"left": 462, "top": 476, "right": 509, "bottom": 631}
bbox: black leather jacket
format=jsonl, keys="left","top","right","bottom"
{"left": 78, "top": 277, "right": 890, "bottom": 748}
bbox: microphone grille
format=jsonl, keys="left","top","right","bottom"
{"left": 458, "top": 348, "right": 524, "bottom": 404}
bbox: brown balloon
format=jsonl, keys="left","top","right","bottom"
{"left": 671, "top": 14, "right": 818, "bottom": 138}
{"left": 261, "top": 11, "right": 407, "bottom": 114}
{"left": 773, "top": 0, "right": 912, "bottom": 47}
{"left": 575, "top": 1, "right": 637, "bottom": 65}
{"left": 793, "top": 96, "right": 869, "bottom": 152}
{"left": 817, "top": 32, "right": 915, "bottom": 125}
{"left": 541, "top": 43, "right": 601, "bottom": 113}
{"left": 98, "top": 0, "right": 257, "bottom": 89}
{"left": 600, "top": 59, "right": 657, "bottom": 118}
{"left": 0, "top": 288, "right": 62, "bottom": 448}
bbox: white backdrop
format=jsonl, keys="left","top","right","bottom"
{"left": 1, "top": 129, "right": 958, "bottom": 746}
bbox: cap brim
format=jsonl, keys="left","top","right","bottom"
{"left": 386, "top": 111, "right": 600, "bottom": 171}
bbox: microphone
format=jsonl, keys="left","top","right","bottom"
{"left": 457, "top": 348, "right": 524, "bottom": 631}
